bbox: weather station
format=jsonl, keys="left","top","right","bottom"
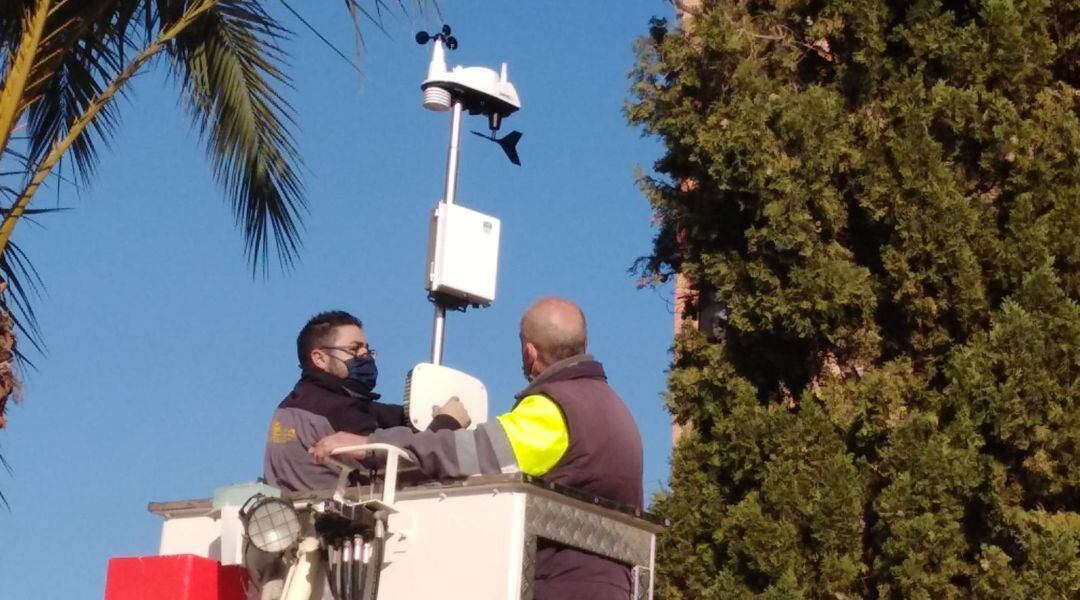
{"left": 103, "top": 27, "right": 664, "bottom": 600}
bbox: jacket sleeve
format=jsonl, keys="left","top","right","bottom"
{"left": 368, "top": 394, "right": 568, "bottom": 479}
{"left": 494, "top": 394, "right": 569, "bottom": 476}
{"left": 427, "top": 414, "right": 463, "bottom": 432}
{"left": 371, "top": 402, "right": 462, "bottom": 431}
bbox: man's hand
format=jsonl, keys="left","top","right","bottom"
{"left": 434, "top": 396, "right": 472, "bottom": 428}
{"left": 309, "top": 431, "right": 368, "bottom": 464}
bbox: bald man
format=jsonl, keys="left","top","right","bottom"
{"left": 311, "top": 297, "right": 644, "bottom": 599}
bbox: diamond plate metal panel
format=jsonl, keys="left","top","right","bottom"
{"left": 524, "top": 495, "right": 654, "bottom": 566}
{"left": 519, "top": 534, "right": 536, "bottom": 600}
{"left": 632, "top": 566, "right": 651, "bottom": 600}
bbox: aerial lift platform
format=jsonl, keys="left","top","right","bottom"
{"left": 108, "top": 459, "right": 663, "bottom": 599}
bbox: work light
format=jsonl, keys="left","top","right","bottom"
{"left": 241, "top": 495, "right": 301, "bottom": 553}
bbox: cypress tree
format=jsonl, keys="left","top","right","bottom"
{"left": 628, "top": 1, "right": 1080, "bottom": 597}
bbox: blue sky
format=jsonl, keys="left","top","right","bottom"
{"left": 0, "top": 2, "right": 676, "bottom": 597}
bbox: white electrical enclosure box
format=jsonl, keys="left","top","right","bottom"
{"left": 426, "top": 202, "right": 500, "bottom": 305}
{"left": 404, "top": 362, "right": 488, "bottom": 430}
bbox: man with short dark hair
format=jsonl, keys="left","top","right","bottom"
{"left": 310, "top": 298, "right": 644, "bottom": 599}
{"left": 263, "top": 310, "right": 469, "bottom": 492}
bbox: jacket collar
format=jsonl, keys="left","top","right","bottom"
{"left": 514, "top": 353, "right": 605, "bottom": 400}
{"left": 297, "top": 368, "right": 380, "bottom": 401}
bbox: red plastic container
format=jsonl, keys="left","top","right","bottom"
{"left": 105, "top": 554, "right": 249, "bottom": 600}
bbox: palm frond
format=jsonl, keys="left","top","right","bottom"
{"left": 414, "top": 1, "right": 442, "bottom": 23}
{"left": 278, "top": 0, "right": 363, "bottom": 74}
{"left": 169, "top": 0, "right": 306, "bottom": 275}
{"left": 0, "top": 0, "right": 37, "bottom": 37}
{"left": 24, "top": 1, "right": 127, "bottom": 184}
{"left": 0, "top": 449, "right": 11, "bottom": 508}
{"left": 0, "top": 0, "right": 124, "bottom": 256}
{"left": 0, "top": 205, "right": 70, "bottom": 230}
{"left": 2, "top": 144, "right": 78, "bottom": 188}
{"left": 0, "top": 207, "right": 69, "bottom": 215}
{"left": 0, "top": 0, "right": 54, "bottom": 155}
{"left": 0, "top": 240, "right": 45, "bottom": 360}
{"left": 0, "top": 0, "right": 218, "bottom": 257}
{"left": 343, "top": 0, "right": 389, "bottom": 44}
{"left": 340, "top": 0, "right": 442, "bottom": 46}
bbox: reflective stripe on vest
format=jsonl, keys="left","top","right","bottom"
{"left": 495, "top": 394, "right": 569, "bottom": 477}
{"left": 478, "top": 421, "right": 520, "bottom": 474}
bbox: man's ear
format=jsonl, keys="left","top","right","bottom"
{"left": 310, "top": 348, "right": 327, "bottom": 371}
{"left": 524, "top": 342, "right": 540, "bottom": 372}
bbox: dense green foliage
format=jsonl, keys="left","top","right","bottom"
{"left": 628, "top": 1, "right": 1080, "bottom": 597}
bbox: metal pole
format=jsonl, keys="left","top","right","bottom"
{"left": 444, "top": 100, "right": 464, "bottom": 206}
{"left": 431, "top": 306, "right": 446, "bottom": 365}
{"left": 430, "top": 100, "right": 464, "bottom": 365}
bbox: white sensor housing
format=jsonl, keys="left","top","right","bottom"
{"left": 426, "top": 202, "right": 500, "bottom": 305}
{"left": 404, "top": 363, "right": 488, "bottom": 431}
{"left": 421, "top": 39, "right": 520, "bottom": 117}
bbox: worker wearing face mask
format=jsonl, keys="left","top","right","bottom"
{"left": 262, "top": 310, "right": 470, "bottom": 492}
{"left": 310, "top": 298, "right": 644, "bottom": 599}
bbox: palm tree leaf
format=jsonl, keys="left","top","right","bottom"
{"left": 2, "top": 143, "right": 78, "bottom": 189}
{"left": 111, "top": 0, "right": 151, "bottom": 64}
{"left": 0, "top": 3, "right": 214, "bottom": 379}
{"left": 278, "top": 0, "right": 363, "bottom": 74}
{"left": 0, "top": 206, "right": 68, "bottom": 216}
{"left": 0, "top": 449, "right": 10, "bottom": 507}
{"left": 168, "top": 0, "right": 307, "bottom": 275}
{"left": 0, "top": 0, "right": 219, "bottom": 260}
{"left": 0, "top": 1, "right": 35, "bottom": 36}
{"left": 0, "top": 240, "right": 44, "bottom": 359}
{"left": 0, "top": 0, "right": 131, "bottom": 189}
{"left": 25, "top": 9, "right": 126, "bottom": 184}
{"left": 0, "top": 205, "right": 70, "bottom": 230}
{"left": 0, "top": 0, "right": 54, "bottom": 155}
{"left": 342, "top": 0, "right": 387, "bottom": 45}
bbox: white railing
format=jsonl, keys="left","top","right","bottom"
{"left": 324, "top": 443, "right": 417, "bottom": 506}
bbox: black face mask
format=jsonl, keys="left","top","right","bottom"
{"left": 342, "top": 353, "right": 378, "bottom": 395}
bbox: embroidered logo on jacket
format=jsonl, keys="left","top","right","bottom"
{"left": 270, "top": 419, "right": 297, "bottom": 444}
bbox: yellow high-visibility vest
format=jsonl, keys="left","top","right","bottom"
{"left": 496, "top": 394, "right": 569, "bottom": 477}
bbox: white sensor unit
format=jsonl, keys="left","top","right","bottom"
{"left": 404, "top": 363, "right": 488, "bottom": 431}
{"left": 426, "top": 202, "right": 500, "bottom": 305}
{"left": 421, "top": 37, "right": 521, "bottom": 117}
